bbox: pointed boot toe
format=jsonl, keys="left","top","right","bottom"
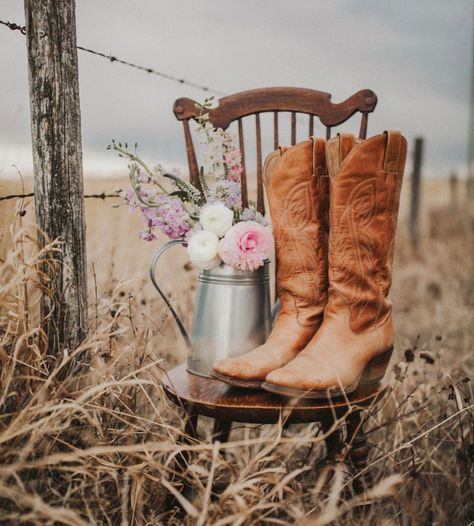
{"left": 261, "top": 367, "right": 317, "bottom": 398}
{"left": 265, "top": 367, "right": 301, "bottom": 387}
{"left": 212, "top": 358, "right": 237, "bottom": 376}
{"left": 211, "top": 358, "right": 266, "bottom": 389}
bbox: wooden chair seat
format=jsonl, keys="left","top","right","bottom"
{"left": 162, "top": 363, "right": 386, "bottom": 425}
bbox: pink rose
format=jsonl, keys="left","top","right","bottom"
{"left": 219, "top": 221, "right": 273, "bottom": 271}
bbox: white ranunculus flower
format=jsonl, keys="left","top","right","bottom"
{"left": 187, "top": 230, "right": 221, "bottom": 269}
{"left": 199, "top": 202, "right": 234, "bottom": 237}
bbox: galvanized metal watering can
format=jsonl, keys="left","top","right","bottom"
{"left": 150, "top": 240, "right": 273, "bottom": 378}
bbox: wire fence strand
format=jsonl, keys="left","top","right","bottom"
{"left": 0, "top": 19, "right": 227, "bottom": 96}
{"left": 0, "top": 19, "right": 25, "bottom": 34}
{"left": 0, "top": 192, "right": 118, "bottom": 202}
{"left": 0, "top": 17, "right": 229, "bottom": 203}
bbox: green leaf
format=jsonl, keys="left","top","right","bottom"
{"left": 198, "top": 166, "right": 209, "bottom": 198}
{"left": 169, "top": 190, "right": 190, "bottom": 201}
{"left": 163, "top": 173, "right": 205, "bottom": 206}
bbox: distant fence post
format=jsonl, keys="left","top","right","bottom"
{"left": 24, "top": 0, "right": 88, "bottom": 355}
{"left": 467, "top": 175, "right": 474, "bottom": 206}
{"left": 409, "top": 137, "right": 424, "bottom": 247}
{"left": 449, "top": 171, "right": 458, "bottom": 211}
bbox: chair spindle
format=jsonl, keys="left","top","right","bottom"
{"left": 256, "top": 113, "right": 265, "bottom": 214}
{"left": 238, "top": 118, "right": 249, "bottom": 208}
{"left": 183, "top": 120, "right": 201, "bottom": 191}
{"left": 359, "top": 112, "right": 368, "bottom": 139}
{"left": 273, "top": 111, "right": 279, "bottom": 150}
{"left": 291, "top": 112, "right": 296, "bottom": 145}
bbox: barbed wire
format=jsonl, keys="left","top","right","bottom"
{"left": 0, "top": 19, "right": 227, "bottom": 96}
{"left": 0, "top": 192, "right": 117, "bottom": 202}
{"left": 0, "top": 18, "right": 226, "bottom": 203}
{"left": 0, "top": 19, "right": 25, "bottom": 34}
{"left": 0, "top": 18, "right": 228, "bottom": 204}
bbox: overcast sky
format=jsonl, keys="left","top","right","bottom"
{"left": 0, "top": 0, "right": 472, "bottom": 180}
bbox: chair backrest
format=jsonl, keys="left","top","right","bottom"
{"left": 173, "top": 87, "right": 377, "bottom": 214}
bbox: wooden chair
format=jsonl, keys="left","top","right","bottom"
{"left": 163, "top": 87, "right": 380, "bottom": 490}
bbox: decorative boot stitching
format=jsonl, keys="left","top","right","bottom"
{"left": 330, "top": 171, "right": 383, "bottom": 332}
{"left": 276, "top": 179, "right": 323, "bottom": 326}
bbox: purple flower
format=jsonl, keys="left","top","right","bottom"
{"left": 123, "top": 189, "right": 138, "bottom": 205}
{"left": 139, "top": 228, "right": 157, "bottom": 242}
{"left": 208, "top": 180, "right": 242, "bottom": 209}
{"left": 143, "top": 194, "right": 192, "bottom": 240}
{"left": 124, "top": 190, "right": 192, "bottom": 241}
{"left": 240, "top": 207, "right": 268, "bottom": 226}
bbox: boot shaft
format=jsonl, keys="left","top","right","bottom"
{"left": 264, "top": 138, "right": 329, "bottom": 326}
{"left": 326, "top": 131, "right": 407, "bottom": 332}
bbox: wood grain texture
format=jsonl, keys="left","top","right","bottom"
{"left": 173, "top": 87, "right": 377, "bottom": 129}
{"left": 162, "top": 364, "right": 386, "bottom": 424}
{"left": 25, "top": 0, "right": 88, "bottom": 354}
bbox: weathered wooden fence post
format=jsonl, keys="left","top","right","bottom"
{"left": 24, "top": 0, "right": 88, "bottom": 354}
{"left": 409, "top": 137, "right": 424, "bottom": 247}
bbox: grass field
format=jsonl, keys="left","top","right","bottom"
{"left": 0, "top": 174, "right": 473, "bottom": 525}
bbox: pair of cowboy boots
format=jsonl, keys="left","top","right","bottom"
{"left": 213, "top": 131, "right": 407, "bottom": 399}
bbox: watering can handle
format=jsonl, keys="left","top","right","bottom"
{"left": 149, "top": 240, "right": 194, "bottom": 353}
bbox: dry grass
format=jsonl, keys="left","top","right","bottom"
{"left": 0, "top": 177, "right": 473, "bottom": 525}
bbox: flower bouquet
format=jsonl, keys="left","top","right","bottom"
{"left": 110, "top": 99, "right": 274, "bottom": 376}
{"left": 110, "top": 98, "right": 273, "bottom": 271}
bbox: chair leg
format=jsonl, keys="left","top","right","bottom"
{"left": 212, "top": 419, "right": 232, "bottom": 464}
{"left": 346, "top": 410, "right": 371, "bottom": 493}
{"left": 321, "top": 419, "right": 344, "bottom": 460}
{"left": 184, "top": 412, "right": 199, "bottom": 440}
{"left": 166, "top": 408, "right": 199, "bottom": 513}
{"left": 211, "top": 419, "right": 233, "bottom": 496}
{"left": 212, "top": 419, "right": 232, "bottom": 444}
{"left": 179, "top": 407, "right": 199, "bottom": 479}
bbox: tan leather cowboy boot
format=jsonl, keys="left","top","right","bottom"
{"left": 262, "top": 131, "right": 407, "bottom": 398}
{"left": 212, "top": 138, "right": 329, "bottom": 388}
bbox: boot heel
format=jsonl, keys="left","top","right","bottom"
{"left": 358, "top": 347, "right": 393, "bottom": 387}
